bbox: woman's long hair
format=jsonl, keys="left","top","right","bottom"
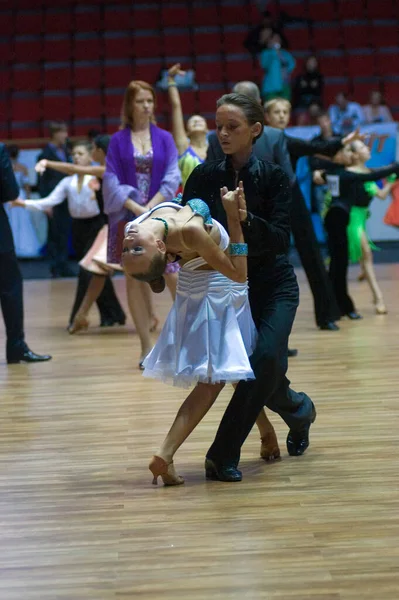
{"left": 120, "top": 80, "right": 157, "bottom": 129}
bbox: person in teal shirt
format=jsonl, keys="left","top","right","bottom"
{"left": 259, "top": 33, "right": 296, "bottom": 101}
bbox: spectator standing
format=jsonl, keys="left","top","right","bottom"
{"left": 259, "top": 33, "right": 296, "bottom": 101}
{"left": 293, "top": 56, "right": 324, "bottom": 115}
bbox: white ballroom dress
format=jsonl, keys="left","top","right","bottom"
{"left": 126, "top": 201, "right": 257, "bottom": 388}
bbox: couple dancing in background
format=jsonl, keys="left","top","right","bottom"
{"left": 122, "top": 92, "right": 315, "bottom": 485}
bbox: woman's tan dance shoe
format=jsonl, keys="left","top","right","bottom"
{"left": 68, "top": 314, "right": 89, "bottom": 334}
{"left": 260, "top": 429, "right": 281, "bottom": 461}
{"left": 149, "top": 455, "right": 185, "bottom": 486}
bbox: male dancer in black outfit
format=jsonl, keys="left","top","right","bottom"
{"left": 37, "top": 121, "right": 73, "bottom": 278}
{"left": 208, "top": 85, "right": 345, "bottom": 331}
{"left": 0, "top": 143, "right": 51, "bottom": 364}
{"left": 184, "top": 93, "right": 316, "bottom": 482}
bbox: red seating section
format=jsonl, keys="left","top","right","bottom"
{"left": 2, "top": 0, "right": 398, "bottom": 138}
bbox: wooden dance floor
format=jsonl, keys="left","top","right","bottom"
{"left": 1, "top": 263, "right": 399, "bottom": 600}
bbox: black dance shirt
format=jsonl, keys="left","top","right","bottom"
{"left": 322, "top": 162, "right": 399, "bottom": 212}
{"left": 182, "top": 154, "right": 291, "bottom": 266}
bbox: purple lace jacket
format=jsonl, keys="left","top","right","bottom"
{"left": 103, "top": 124, "right": 180, "bottom": 263}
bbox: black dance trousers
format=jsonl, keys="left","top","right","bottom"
{"left": 69, "top": 216, "right": 125, "bottom": 325}
{"left": 207, "top": 256, "right": 314, "bottom": 467}
{"left": 47, "top": 199, "right": 71, "bottom": 273}
{"left": 0, "top": 250, "right": 25, "bottom": 357}
{"left": 291, "top": 184, "right": 340, "bottom": 327}
{"left": 324, "top": 207, "right": 356, "bottom": 316}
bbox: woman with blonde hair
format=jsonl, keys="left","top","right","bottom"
{"left": 103, "top": 80, "right": 181, "bottom": 367}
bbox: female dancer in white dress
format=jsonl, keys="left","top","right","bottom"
{"left": 122, "top": 181, "right": 279, "bottom": 485}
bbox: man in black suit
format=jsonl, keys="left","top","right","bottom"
{"left": 207, "top": 81, "right": 295, "bottom": 182}
{"left": 0, "top": 143, "right": 51, "bottom": 364}
{"left": 37, "top": 121, "right": 72, "bottom": 278}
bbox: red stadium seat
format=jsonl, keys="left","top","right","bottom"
{"left": 0, "top": 68, "right": 10, "bottom": 91}
{"left": 225, "top": 59, "right": 255, "bottom": 82}
{"left": 191, "top": 6, "right": 220, "bottom": 27}
{"left": 43, "top": 37, "right": 71, "bottom": 62}
{"left": 308, "top": 1, "right": 337, "bottom": 21}
{"left": 347, "top": 53, "right": 375, "bottom": 77}
{"left": 248, "top": 3, "right": 262, "bottom": 25}
{"left": 198, "top": 88, "right": 224, "bottom": 113}
{"left": 104, "top": 35, "right": 132, "bottom": 59}
{"left": 222, "top": 29, "right": 248, "bottom": 55}
{"left": 105, "top": 120, "right": 119, "bottom": 134}
{"left": 284, "top": 25, "right": 311, "bottom": 51}
{"left": 366, "top": 0, "right": 395, "bottom": 19}
{"left": 323, "top": 80, "right": 350, "bottom": 105}
{"left": 104, "top": 92, "right": 123, "bottom": 119}
{"left": 371, "top": 24, "right": 398, "bottom": 48}
{"left": 312, "top": 24, "right": 342, "bottom": 50}
{"left": 74, "top": 37, "right": 102, "bottom": 61}
{"left": 73, "top": 123, "right": 102, "bottom": 137}
{"left": 43, "top": 65, "right": 72, "bottom": 90}
{"left": 179, "top": 90, "right": 197, "bottom": 116}
{"left": 133, "top": 34, "right": 162, "bottom": 59}
{"left": 337, "top": 0, "right": 366, "bottom": 20}
{"left": 134, "top": 63, "right": 162, "bottom": 84}
{"left": 383, "top": 81, "right": 399, "bottom": 106}
{"left": 12, "top": 126, "right": 41, "bottom": 139}
{"left": 103, "top": 6, "right": 132, "bottom": 31}
{"left": 15, "top": 11, "right": 43, "bottom": 35}
{"left": 103, "top": 4, "right": 133, "bottom": 31}
{"left": 342, "top": 23, "right": 371, "bottom": 49}
{"left": 74, "top": 8, "right": 102, "bottom": 34}
{"left": 0, "top": 99, "right": 7, "bottom": 122}
{"left": 161, "top": 5, "right": 190, "bottom": 28}
{"left": 42, "top": 94, "right": 72, "bottom": 119}
{"left": 219, "top": 4, "right": 250, "bottom": 26}
{"left": 43, "top": 9, "right": 73, "bottom": 34}
{"left": 0, "top": 13, "right": 13, "bottom": 36}
{"left": 10, "top": 95, "right": 41, "bottom": 121}
{"left": 74, "top": 93, "right": 103, "bottom": 120}
{"left": 162, "top": 32, "right": 192, "bottom": 58}
{"left": 277, "top": 1, "right": 308, "bottom": 19}
{"left": 196, "top": 61, "right": 224, "bottom": 84}
{"left": 291, "top": 55, "right": 305, "bottom": 78}
{"left": 352, "top": 79, "right": 378, "bottom": 103}
{"left": 104, "top": 64, "right": 133, "bottom": 88}
{"left": 12, "top": 38, "right": 42, "bottom": 62}
{"left": 132, "top": 6, "right": 161, "bottom": 30}
{"left": 12, "top": 66, "right": 42, "bottom": 92}
{"left": 0, "top": 41, "right": 12, "bottom": 63}
{"left": 74, "top": 65, "right": 102, "bottom": 89}
{"left": 375, "top": 52, "right": 398, "bottom": 76}
{"left": 192, "top": 31, "right": 223, "bottom": 55}
{"left": 318, "top": 54, "right": 346, "bottom": 77}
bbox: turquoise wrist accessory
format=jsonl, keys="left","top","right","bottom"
{"left": 229, "top": 243, "right": 248, "bottom": 256}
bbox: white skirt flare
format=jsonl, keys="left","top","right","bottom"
{"left": 143, "top": 269, "right": 257, "bottom": 388}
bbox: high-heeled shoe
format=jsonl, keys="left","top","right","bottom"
{"left": 260, "top": 430, "right": 281, "bottom": 461}
{"left": 150, "top": 314, "right": 159, "bottom": 333}
{"left": 375, "top": 301, "right": 388, "bottom": 315}
{"left": 139, "top": 349, "right": 152, "bottom": 370}
{"left": 68, "top": 314, "right": 89, "bottom": 334}
{"left": 149, "top": 455, "right": 184, "bottom": 486}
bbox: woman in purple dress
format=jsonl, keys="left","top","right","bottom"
{"left": 103, "top": 80, "right": 181, "bottom": 367}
